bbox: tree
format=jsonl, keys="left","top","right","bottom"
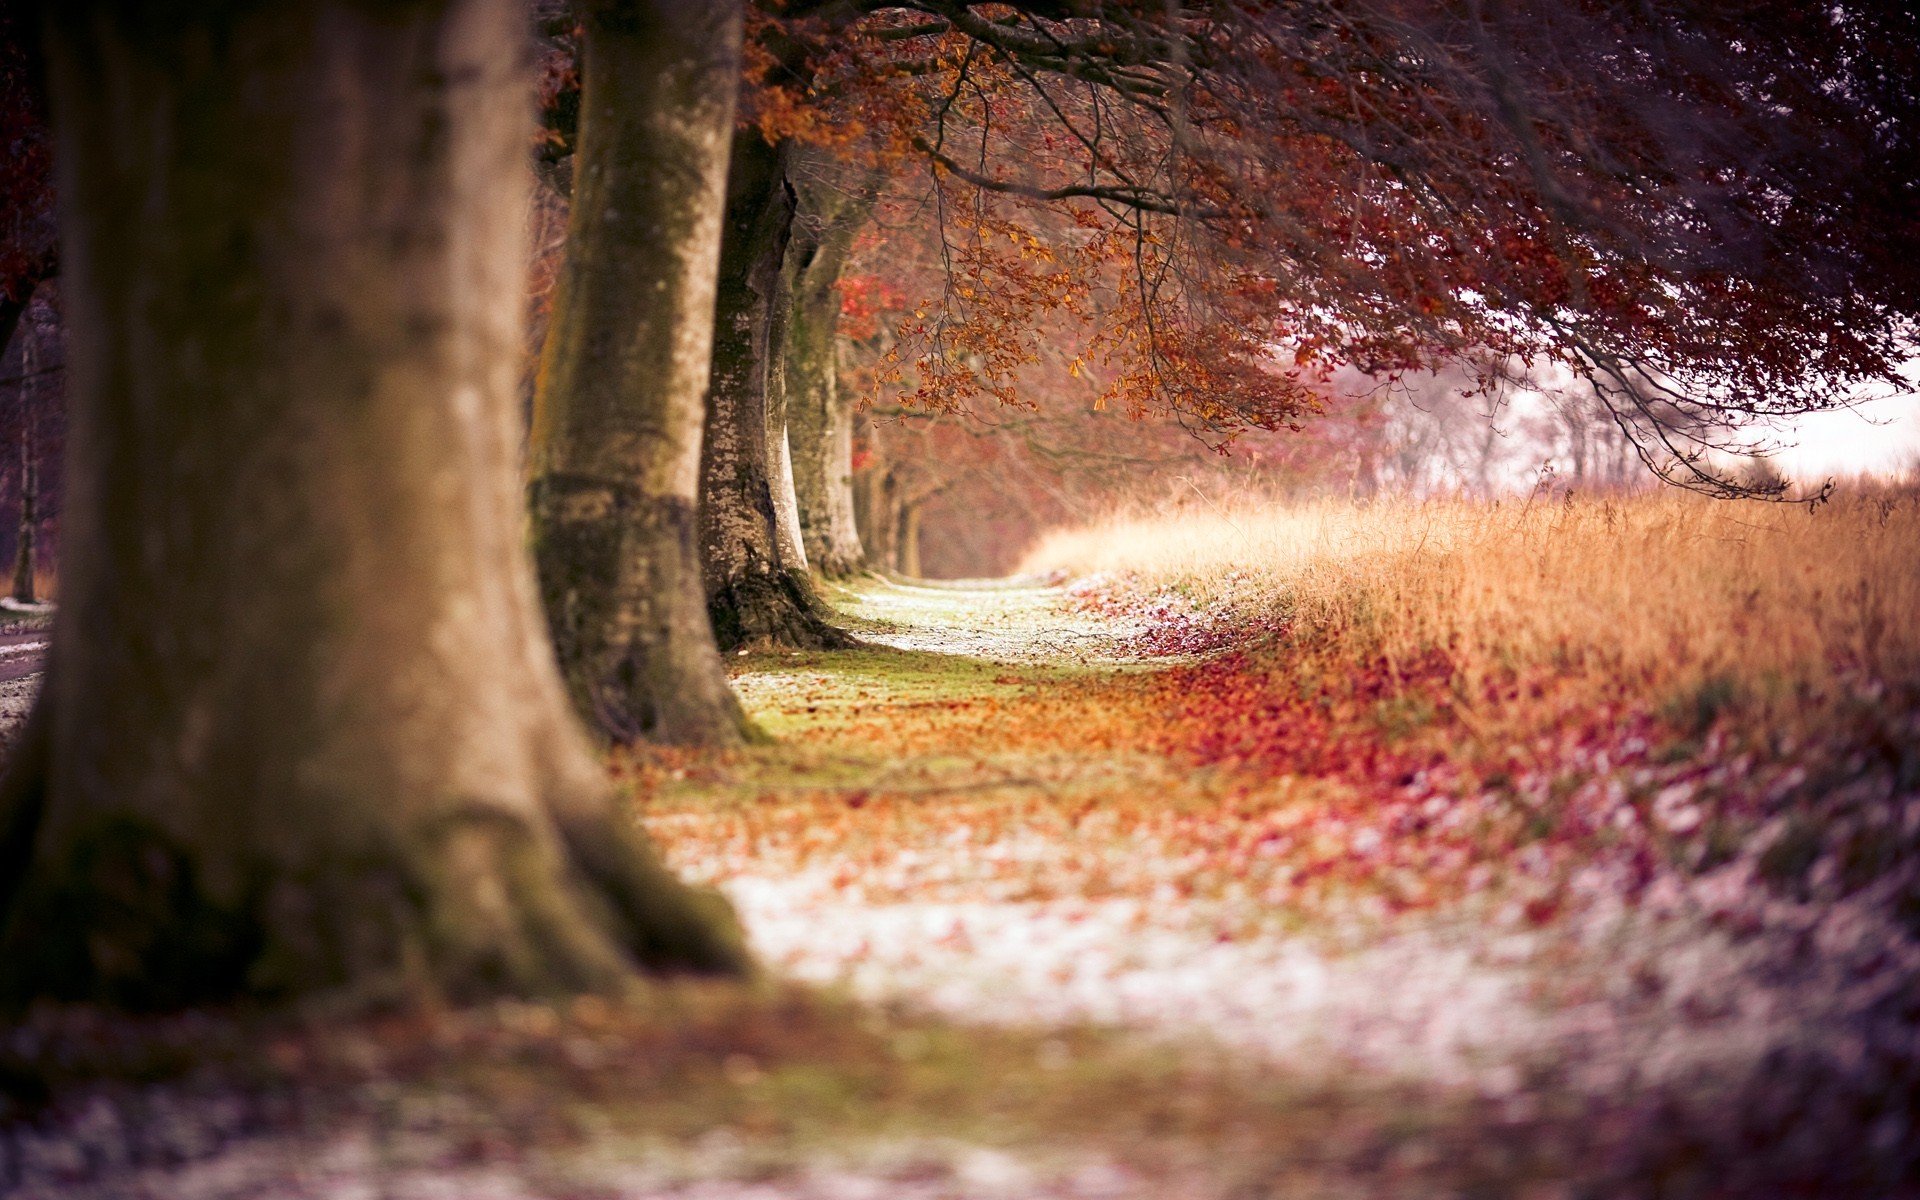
{"left": 699, "top": 127, "right": 853, "bottom": 648}
{"left": 0, "top": 282, "right": 65, "bottom": 599}
{"left": 528, "top": 0, "right": 755, "bottom": 746}
{"left": 806, "top": 2, "right": 1920, "bottom": 499}
{"left": 0, "top": 0, "right": 746, "bottom": 1009}
{"left": 8, "top": 335, "right": 36, "bottom": 605}
{"left": 782, "top": 150, "right": 880, "bottom": 578}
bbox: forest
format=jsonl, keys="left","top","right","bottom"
{"left": 0, "top": 1, "right": 1917, "bottom": 1196}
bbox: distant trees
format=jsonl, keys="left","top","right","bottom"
{"left": 0, "top": 0, "right": 56, "bottom": 601}
{"left": 0, "top": 285, "right": 58, "bottom": 602}
{"left": 698, "top": 128, "right": 856, "bottom": 648}
{"left": 532, "top": 0, "right": 1920, "bottom": 661}
{"left": 0, "top": 0, "right": 53, "bottom": 370}
{"left": 825, "top": 1, "right": 1920, "bottom": 498}
{"left": 7, "top": 358, "right": 35, "bottom": 605}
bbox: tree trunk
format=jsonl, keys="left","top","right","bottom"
{"left": 0, "top": 0, "right": 747, "bottom": 1011}
{"left": 0, "top": 260, "right": 51, "bottom": 371}
{"left": 699, "top": 133, "right": 850, "bottom": 651}
{"left": 852, "top": 411, "right": 894, "bottom": 573}
{"left": 9, "top": 398, "right": 33, "bottom": 605}
{"left": 784, "top": 160, "right": 874, "bottom": 579}
{"left": 895, "top": 501, "right": 922, "bottom": 579}
{"left": 762, "top": 244, "right": 809, "bottom": 576}
{"left": 528, "top": 0, "right": 750, "bottom": 746}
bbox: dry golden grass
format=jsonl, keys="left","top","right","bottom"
{"left": 1023, "top": 486, "right": 1920, "bottom": 720}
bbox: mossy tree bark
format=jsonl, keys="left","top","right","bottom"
{"left": 529, "top": 0, "right": 751, "bottom": 746}
{"left": 784, "top": 158, "right": 876, "bottom": 579}
{"left": 0, "top": 0, "right": 747, "bottom": 1010}
{"left": 699, "top": 132, "right": 851, "bottom": 651}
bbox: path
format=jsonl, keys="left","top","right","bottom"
{"left": 0, "top": 625, "right": 47, "bottom": 738}
{"left": 0, "top": 629, "right": 48, "bottom": 685}
{"left": 661, "top": 579, "right": 1749, "bottom": 1096}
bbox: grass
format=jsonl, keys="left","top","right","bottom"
{"left": 1029, "top": 487, "right": 1920, "bottom": 702}
{"left": 1024, "top": 486, "right": 1920, "bottom": 744}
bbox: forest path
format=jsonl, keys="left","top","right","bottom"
{"left": 658, "top": 577, "right": 1590, "bottom": 1095}
{"left": 822, "top": 576, "right": 1144, "bottom": 664}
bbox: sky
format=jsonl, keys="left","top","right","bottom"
{"left": 1767, "top": 392, "right": 1920, "bottom": 483}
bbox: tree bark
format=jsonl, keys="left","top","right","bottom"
{"left": 852, "top": 410, "right": 894, "bottom": 573}
{"left": 0, "top": 0, "right": 747, "bottom": 1010}
{"left": 9, "top": 400, "right": 34, "bottom": 605}
{"left": 699, "top": 132, "right": 850, "bottom": 651}
{"left": 529, "top": 0, "right": 751, "bottom": 746}
{"left": 0, "top": 256, "right": 53, "bottom": 371}
{"left": 762, "top": 241, "right": 809, "bottom": 576}
{"left": 784, "top": 159, "right": 875, "bottom": 579}
{"left": 895, "top": 501, "right": 923, "bottom": 578}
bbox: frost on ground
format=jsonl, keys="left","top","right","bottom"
{"left": 12, "top": 1128, "right": 1149, "bottom": 1200}
{"left": 833, "top": 580, "right": 1155, "bottom": 665}
{"left": 718, "top": 856, "right": 1920, "bottom": 1104}
{"left": 728, "top": 878, "right": 1561, "bottom": 1089}
{"left": 0, "top": 675, "right": 37, "bottom": 737}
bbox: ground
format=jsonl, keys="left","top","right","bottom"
{"left": 1, "top": 576, "right": 1913, "bottom": 1198}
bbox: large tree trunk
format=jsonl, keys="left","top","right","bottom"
{"left": 528, "top": 0, "right": 750, "bottom": 746}
{"left": 699, "top": 133, "right": 850, "bottom": 651}
{"left": 784, "top": 160, "right": 875, "bottom": 579}
{"left": 0, "top": 0, "right": 746, "bottom": 1010}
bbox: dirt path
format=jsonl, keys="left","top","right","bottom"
{"left": 700, "top": 580, "right": 1575, "bottom": 1089}
{"left": 0, "top": 630, "right": 48, "bottom": 684}
{"left": 677, "top": 578, "right": 1840, "bottom": 1093}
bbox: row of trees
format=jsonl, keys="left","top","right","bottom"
{"left": 0, "top": 0, "right": 1913, "bottom": 1008}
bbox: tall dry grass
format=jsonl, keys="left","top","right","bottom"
{"left": 1023, "top": 487, "right": 1920, "bottom": 719}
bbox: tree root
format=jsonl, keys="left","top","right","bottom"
{"left": 0, "top": 740, "right": 751, "bottom": 1010}
{"left": 813, "top": 550, "right": 868, "bottom": 581}
{"left": 709, "top": 567, "right": 857, "bottom": 652}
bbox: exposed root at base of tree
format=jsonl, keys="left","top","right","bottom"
{"left": 811, "top": 551, "right": 869, "bottom": 581}
{"left": 709, "top": 568, "right": 857, "bottom": 653}
{"left": 0, "top": 744, "right": 749, "bottom": 1012}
